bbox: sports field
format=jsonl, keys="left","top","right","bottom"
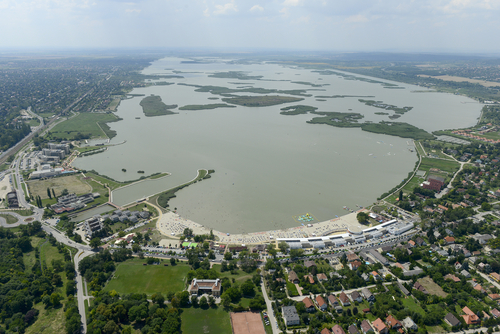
{"left": 181, "top": 307, "right": 232, "bottom": 334}
{"left": 103, "top": 258, "right": 190, "bottom": 296}
{"left": 27, "top": 174, "right": 92, "bottom": 199}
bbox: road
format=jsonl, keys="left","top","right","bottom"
{"left": 261, "top": 279, "right": 279, "bottom": 334}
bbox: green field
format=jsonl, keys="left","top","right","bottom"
{"left": 211, "top": 264, "right": 256, "bottom": 284}
{"left": 140, "top": 95, "right": 177, "bottom": 117}
{"left": 419, "top": 157, "right": 459, "bottom": 174}
{"left": 49, "top": 112, "right": 121, "bottom": 140}
{"left": 103, "top": 258, "right": 191, "bottom": 296}
{"left": 180, "top": 307, "right": 232, "bottom": 334}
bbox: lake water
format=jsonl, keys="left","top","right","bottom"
{"left": 73, "top": 57, "right": 482, "bottom": 233}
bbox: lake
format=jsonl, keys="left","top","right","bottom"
{"left": 73, "top": 57, "right": 481, "bottom": 233}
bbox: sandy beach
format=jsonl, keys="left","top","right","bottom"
{"left": 157, "top": 209, "right": 368, "bottom": 245}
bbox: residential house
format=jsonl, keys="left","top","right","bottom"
{"left": 321, "top": 329, "right": 332, "bottom": 334}
{"left": 488, "top": 294, "right": 500, "bottom": 301}
{"left": 473, "top": 283, "right": 486, "bottom": 294}
{"left": 339, "top": 292, "right": 351, "bottom": 306}
{"left": 289, "top": 271, "right": 299, "bottom": 284}
{"left": 317, "top": 273, "right": 328, "bottom": 281}
{"left": 301, "top": 297, "right": 316, "bottom": 312}
{"left": 351, "top": 290, "right": 363, "bottom": 303}
{"left": 397, "top": 281, "right": 410, "bottom": 296}
{"left": 372, "top": 318, "right": 388, "bottom": 334}
{"left": 385, "top": 315, "right": 402, "bottom": 329}
{"left": 462, "top": 306, "right": 480, "bottom": 325}
{"left": 491, "top": 308, "right": 500, "bottom": 318}
{"left": 444, "top": 236, "right": 455, "bottom": 244}
{"left": 489, "top": 272, "right": 500, "bottom": 282}
{"left": 371, "top": 271, "right": 381, "bottom": 280}
{"left": 413, "top": 282, "right": 428, "bottom": 294}
{"left": 408, "top": 240, "right": 416, "bottom": 247}
{"left": 350, "top": 260, "right": 362, "bottom": 270}
{"left": 304, "top": 274, "right": 315, "bottom": 284}
{"left": 316, "top": 295, "right": 327, "bottom": 311}
{"left": 347, "top": 252, "right": 360, "bottom": 262}
{"left": 461, "top": 269, "right": 471, "bottom": 278}
{"left": 415, "top": 237, "right": 426, "bottom": 246}
{"left": 402, "top": 317, "right": 418, "bottom": 331}
{"left": 328, "top": 295, "right": 339, "bottom": 306}
{"left": 483, "top": 311, "right": 490, "bottom": 320}
{"left": 361, "top": 320, "right": 374, "bottom": 334}
{"left": 282, "top": 306, "right": 300, "bottom": 326}
{"left": 304, "top": 260, "right": 316, "bottom": 268}
{"left": 348, "top": 325, "right": 360, "bottom": 334}
{"left": 455, "top": 262, "right": 463, "bottom": 271}
{"left": 361, "top": 287, "right": 375, "bottom": 302}
{"left": 444, "top": 313, "right": 461, "bottom": 328}
{"left": 444, "top": 274, "right": 461, "bottom": 283}
{"left": 332, "top": 324, "right": 346, "bottom": 334}
{"left": 445, "top": 228, "right": 454, "bottom": 236}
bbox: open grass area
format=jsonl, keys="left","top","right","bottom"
{"left": 85, "top": 171, "right": 125, "bottom": 190}
{"left": 25, "top": 303, "right": 66, "bottom": 334}
{"left": 401, "top": 296, "right": 425, "bottom": 315}
{"left": 48, "top": 112, "right": 121, "bottom": 140}
{"left": 419, "top": 157, "right": 459, "bottom": 174}
{"left": 0, "top": 214, "right": 18, "bottom": 224}
{"left": 212, "top": 264, "right": 255, "bottom": 284}
{"left": 417, "top": 276, "right": 448, "bottom": 298}
{"left": 286, "top": 280, "right": 299, "bottom": 297}
{"left": 125, "top": 202, "right": 159, "bottom": 217}
{"left": 107, "top": 98, "right": 122, "bottom": 111}
{"left": 103, "top": 258, "right": 191, "bottom": 296}
{"left": 180, "top": 307, "right": 232, "bottom": 334}
{"left": 27, "top": 174, "right": 91, "bottom": 200}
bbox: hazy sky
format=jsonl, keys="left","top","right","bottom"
{"left": 1, "top": 0, "right": 499, "bottom": 52}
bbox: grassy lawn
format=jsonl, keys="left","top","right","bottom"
{"left": 25, "top": 304, "right": 66, "bottom": 334}
{"left": 48, "top": 112, "right": 120, "bottom": 140}
{"left": 180, "top": 307, "right": 232, "bottom": 334}
{"left": 419, "top": 157, "right": 459, "bottom": 174}
{"left": 401, "top": 296, "right": 425, "bottom": 315}
{"left": 287, "top": 280, "right": 299, "bottom": 296}
{"left": 240, "top": 291, "right": 263, "bottom": 307}
{"left": 103, "top": 258, "right": 191, "bottom": 296}
{"left": 417, "top": 277, "right": 448, "bottom": 298}
{"left": 212, "top": 264, "right": 255, "bottom": 284}
{"left": 27, "top": 174, "right": 92, "bottom": 200}
{"left": 0, "top": 214, "right": 18, "bottom": 224}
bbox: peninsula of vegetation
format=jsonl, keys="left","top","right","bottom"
{"left": 208, "top": 71, "right": 263, "bottom": 80}
{"left": 221, "top": 95, "right": 303, "bottom": 107}
{"left": 359, "top": 99, "right": 413, "bottom": 117}
{"left": 307, "top": 111, "right": 434, "bottom": 140}
{"left": 179, "top": 104, "right": 236, "bottom": 110}
{"left": 280, "top": 105, "right": 318, "bottom": 115}
{"left": 139, "top": 95, "right": 178, "bottom": 117}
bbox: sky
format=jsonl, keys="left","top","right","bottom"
{"left": 1, "top": 0, "right": 500, "bottom": 52}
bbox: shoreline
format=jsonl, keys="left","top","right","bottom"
{"left": 156, "top": 208, "right": 369, "bottom": 245}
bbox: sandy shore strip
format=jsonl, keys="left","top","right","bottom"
{"left": 157, "top": 210, "right": 367, "bottom": 245}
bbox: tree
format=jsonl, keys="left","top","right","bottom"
{"left": 47, "top": 187, "right": 52, "bottom": 199}
{"left": 50, "top": 293, "right": 62, "bottom": 307}
{"left": 170, "top": 257, "right": 176, "bottom": 266}
{"left": 240, "top": 279, "right": 255, "bottom": 296}
{"left": 132, "top": 243, "right": 141, "bottom": 253}
{"left": 224, "top": 252, "right": 233, "bottom": 261}
{"left": 399, "top": 190, "right": 403, "bottom": 201}
{"left": 61, "top": 188, "right": 69, "bottom": 196}
{"left": 89, "top": 237, "right": 101, "bottom": 249}
{"left": 278, "top": 242, "right": 289, "bottom": 254}
{"left": 208, "top": 296, "right": 216, "bottom": 308}
{"left": 52, "top": 188, "right": 56, "bottom": 199}
{"left": 199, "top": 296, "right": 208, "bottom": 308}
{"left": 191, "top": 295, "right": 198, "bottom": 307}
{"left": 152, "top": 292, "right": 165, "bottom": 306}
{"left": 357, "top": 212, "right": 369, "bottom": 224}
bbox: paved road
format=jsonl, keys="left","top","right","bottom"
{"left": 261, "top": 279, "right": 279, "bottom": 334}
